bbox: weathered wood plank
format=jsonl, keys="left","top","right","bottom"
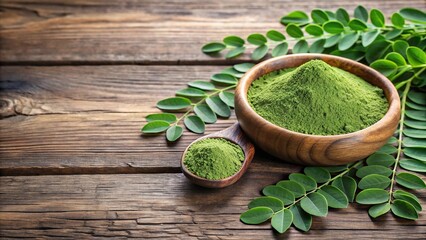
{"left": 0, "top": 172, "right": 425, "bottom": 239}
{"left": 1, "top": 0, "right": 424, "bottom": 63}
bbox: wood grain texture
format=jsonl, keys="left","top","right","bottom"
{"left": 235, "top": 54, "right": 400, "bottom": 165}
{"left": 1, "top": 172, "right": 425, "bottom": 239}
{"left": 1, "top": 0, "right": 424, "bottom": 64}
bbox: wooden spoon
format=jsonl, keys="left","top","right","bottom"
{"left": 181, "top": 122, "right": 255, "bottom": 188}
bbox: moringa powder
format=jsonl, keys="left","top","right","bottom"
{"left": 248, "top": 60, "right": 388, "bottom": 135}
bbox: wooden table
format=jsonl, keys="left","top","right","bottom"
{"left": 1, "top": 1, "right": 425, "bottom": 239}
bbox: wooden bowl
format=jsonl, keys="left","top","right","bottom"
{"left": 234, "top": 54, "right": 400, "bottom": 166}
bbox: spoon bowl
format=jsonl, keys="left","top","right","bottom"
{"left": 181, "top": 123, "right": 255, "bottom": 188}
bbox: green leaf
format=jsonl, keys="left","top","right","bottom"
{"left": 396, "top": 172, "right": 426, "bottom": 189}
{"left": 362, "top": 30, "right": 380, "bottom": 47}
{"left": 251, "top": 44, "right": 269, "bottom": 61}
{"left": 194, "top": 104, "right": 217, "bottom": 124}
{"left": 384, "top": 29, "right": 403, "bottom": 40}
{"left": 290, "top": 205, "right": 312, "bottom": 232}
{"left": 223, "top": 35, "right": 245, "bottom": 47}
{"left": 404, "top": 148, "right": 426, "bottom": 161}
{"left": 146, "top": 113, "right": 177, "bottom": 123}
{"left": 202, "top": 42, "right": 226, "bottom": 53}
{"left": 286, "top": 24, "right": 304, "bottom": 38}
{"left": 391, "top": 12, "right": 405, "bottom": 28}
{"left": 393, "top": 40, "right": 409, "bottom": 58}
{"left": 366, "top": 152, "right": 395, "bottom": 167}
{"left": 300, "top": 192, "right": 328, "bottom": 217}
{"left": 338, "top": 32, "right": 359, "bottom": 51}
{"left": 322, "top": 165, "right": 348, "bottom": 173}
{"left": 385, "top": 52, "right": 407, "bottom": 66}
{"left": 391, "top": 200, "right": 418, "bottom": 220}
{"left": 395, "top": 190, "right": 419, "bottom": 200}
{"left": 234, "top": 63, "right": 255, "bottom": 73}
{"left": 309, "top": 38, "right": 326, "bottom": 53}
{"left": 304, "top": 167, "right": 330, "bottom": 183}
{"left": 184, "top": 115, "right": 205, "bottom": 134}
{"left": 368, "top": 203, "right": 391, "bottom": 218}
{"left": 305, "top": 24, "right": 324, "bottom": 36}
{"left": 276, "top": 180, "right": 306, "bottom": 198}
{"left": 210, "top": 73, "right": 238, "bottom": 85}
{"left": 248, "top": 196, "right": 284, "bottom": 212}
{"left": 240, "top": 207, "right": 274, "bottom": 224}
{"left": 356, "top": 165, "right": 393, "bottom": 178}
{"left": 403, "top": 128, "right": 426, "bottom": 138}
{"left": 176, "top": 87, "right": 206, "bottom": 98}
{"left": 358, "top": 174, "right": 391, "bottom": 190}
{"left": 366, "top": 40, "right": 392, "bottom": 64}
{"left": 336, "top": 8, "right": 350, "bottom": 25}
{"left": 188, "top": 81, "right": 216, "bottom": 91}
{"left": 263, "top": 185, "right": 295, "bottom": 205}
{"left": 166, "top": 125, "right": 183, "bottom": 141}
{"left": 356, "top": 188, "right": 389, "bottom": 204}
{"left": 406, "top": 46, "right": 426, "bottom": 67}
{"left": 157, "top": 97, "right": 192, "bottom": 110}
{"left": 387, "top": 136, "right": 398, "bottom": 144}
{"left": 393, "top": 192, "right": 422, "bottom": 212}
{"left": 408, "top": 90, "right": 426, "bottom": 105}
{"left": 332, "top": 176, "right": 357, "bottom": 202}
{"left": 289, "top": 173, "right": 317, "bottom": 191}
{"left": 405, "top": 110, "right": 426, "bottom": 121}
{"left": 354, "top": 5, "right": 368, "bottom": 22}
{"left": 311, "top": 9, "right": 329, "bottom": 24}
{"left": 377, "top": 144, "right": 398, "bottom": 154}
{"left": 247, "top": 33, "right": 267, "bottom": 45}
{"left": 281, "top": 10, "right": 310, "bottom": 25}
{"left": 221, "top": 67, "right": 244, "bottom": 78}
{"left": 206, "top": 96, "right": 231, "bottom": 118}
{"left": 400, "top": 159, "right": 426, "bottom": 172}
{"left": 370, "top": 9, "right": 385, "bottom": 27}
{"left": 408, "top": 35, "right": 422, "bottom": 46}
{"left": 370, "top": 59, "right": 398, "bottom": 77}
{"left": 219, "top": 91, "right": 235, "bottom": 108}
{"left": 404, "top": 137, "right": 426, "bottom": 148}
{"left": 266, "top": 30, "right": 286, "bottom": 41}
{"left": 323, "top": 21, "right": 345, "bottom": 34}
{"left": 271, "top": 209, "right": 293, "bottom": 234}
{"left": 317, "top": 186, "right": 348, "bottom": 208}
{"left": 293, "top": 40, "right": 309, "bottom": 54}
{"left": 406, "top": 100, "right": 426, "bottom": 111}
{"left": 348, "top": 19, "right": 368, "bottom": 30}
{"left": 324, "top": 34, "right": 341, "bottom": 48}
{"left": 399, "top": 8, "right": 426, "bottom": 24}
{"left": 141, "top": 120, "right": 170, "bottom": 133}
{"left": 405, "top": 119, "right": 426, "bottom": 130}
{"left": 226, "top": 46, "right": 246, "bottom": 59}
{"left": 272, "top": 42, "right": 289, "bottom": 57}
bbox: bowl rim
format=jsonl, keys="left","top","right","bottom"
{"left": 235, "top": 53, "right": 401, "bottom": 139}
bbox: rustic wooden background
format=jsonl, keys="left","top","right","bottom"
{"left": 1, "top": 0, "right": 425, "bottom": 238}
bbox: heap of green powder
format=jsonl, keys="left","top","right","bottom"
{"left": 248, "top": 60, "right": 388, "bottom": 135}
{"left": 184, "top": 138, "right": 245, "bottom": 180}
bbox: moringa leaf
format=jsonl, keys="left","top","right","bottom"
{"left": 184, "top": 115, "right": 205, "bottom": 134}
{"left": 385, "top": 52, "right": 407, "bottom": 66}
{"left": 368, "top": 203, "right": 391, "bottom": 218}
{"left": 377, "top": 144, "right": 398, "bottom": 154}
{"left": 247, "top": 33, "right": 267, "bottom": 45}
{"left": 354, "top": 5, "right": 369, "bottom": 22}
{"left": 366, "top": 152, "right": 396, "bottom": 167}
{"left": 399, "top": 8, "right": 426, "bottom": 23}
{"left": 219, "top": 91, "right": 235, "bottom": 108}
{"left": 406, "top": 46, "right": 426, "bottom": 67}
{"left": 206, "top": 96, "right": 231, "bottom": 118}
{"left": 276, "top": 180, "right": 306, "bottom": 198}
{"left": 403, "top": 128, "right": 426, "bottom": 138}
{"left": 252, "top": 44, "right": 269, "bottom": 61}
{"left": 356, "top": 165, "right": 393, "bottom": 178}
{"left": 234, "top": 63, "right": 255, "bottom": 73}
{"left": 404, "top": 119, "right": 426, "bottom": 130}
{"left": 194, "top": 104, "right": 217, "bottom": 123}
{"left": 385, "top": 29, "right": 403, "bottom": 40}
{"left": 406, "top": 101, "right": 426, "bottom": 111}
{"left": 305, "top": 24, "right": 324, "bottom": 36}
{"left": 366, "top": 40, "right": 392, "bottom": 64}
{"left": 317, "top": 185, "right": 348, "bottom": 208}
{"left": 166, "top": 125, "right": 183, "bottom": 141}
{"left": 223, "top": 35, "right": 245, "bottom": 47}
{"left": 404, "top": 137, "right": 426, "bottom": 148}
{"left": 336, "top": 8, "right": 350, "bottom": 25}
{"left": 281, "top": 10, "right": 310, "bottom": 25}
{"left": 289, "top": 173, "right": 317, "bottom": 191}
{"left": 370, "top": 9, "right": 385, "bottom": 27}
{"left": 157, "top": 97, "right": 192, "bottom": 110}
{"left": 266, "top": 30, "right": 286, "bottom": 41}
{"left": 221, "top": 67, "right": 244, "bottom": 78}
{"left": 387, "top": 136, "right": 398, "bottom": 144}
{"left": 146, "top": 113, "right": 177, "bottom": 123}
{"left": 348, "top": 19, "right": 368, "bottom": 30}
{"left": 393, "top": 192, "right": 422, "bottom": 212}
{"left": 188, "top": 80, "right": 216, "bottom": 91}
{"left": 309, "top": 38, "right": 326, "bottom": 53}
{"left": 248, "top": 196, "right": 284, "bottom": 212}
{"left": 356, "top": 188, "right": 389, "bottom": 204}
{"left": 396, "top": 172, "right": 426, "bottom": 189}
{"left": 290, "top": 204, "right": 312, "bottom": 232}
{"left": 211, "top": 73, "right": 238, "bottom": 85}
{"left": 141, "top": 120, "right": 170, "bottom": 134}
{"left": 286, "top": 24, "right": 304, "bottom": 38}
{"left": 240, "top": 207, "right": 274, "bottom": 224}
{"left": 393, "top": 40, "right": 409, "bottom": 58}
{"left": 324, "top": 34, "right": 341, "bottom": 48}
{"left": 408, "top": 90, "right": 426, "bottom": 105}
{"left": 300, "top": 192, "right": 328, "bottom": 217}
{"left": 323, "top": 21, "right": 345, "bottom": 34}
{"left": 311, "top": 9, "right": 329, "bottom": 24}
{"left": 370, "top": 59, "right": 398, "bottom": 77}
{"left": 403, "top": 148, "right": 426, "bottom": 161}
{"left": 262, "top": 185, "right": 295, "bottom": 205}
{"left": 272, "top": 209, "right": 293, "bottom": 234}
{"left": 226, "top": 46, "right": 246, "bottom": 59}
{"left": 391, "top": 12, "right": 405, "bottom": 28}
{"left": 202, "top": 42, "right": 226, "bottom": 53}
{"left": 293, "top": 40, "right": 309, "bottom": 53}
{"left": 176, "top": 87, "right": 206, "bottom": 98}
{"left": 362, "top": 29, "right": 380, "bottom": 47}
{"left": 272, "top": 42, "right": 289, "bottom": 57}
{"left": 338, "top": 32, "right": 359, "bottom": 51}
{"left": 322, "top": 165, "right": 348, "bottom": 173}
{"left": 391, "top": 200, "right": 418, "bottom": 220}
{"left": 304, "top": 167, "right": 330, "bottom": 183}
{"left": 399, "top": 159, "right": 426, "bottom": 173}
{"left": 332, "top": 176, "right": 357, "bottom": 202}
{"left": 358, "top": 174, "right": 391, "bottom": 189}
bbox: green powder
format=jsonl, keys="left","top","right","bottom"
{"left": 248, "top": 60, "right": 388, "bottom": 135}
{"left": 184, "top": 138, "right": 245, "bottom": 180}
